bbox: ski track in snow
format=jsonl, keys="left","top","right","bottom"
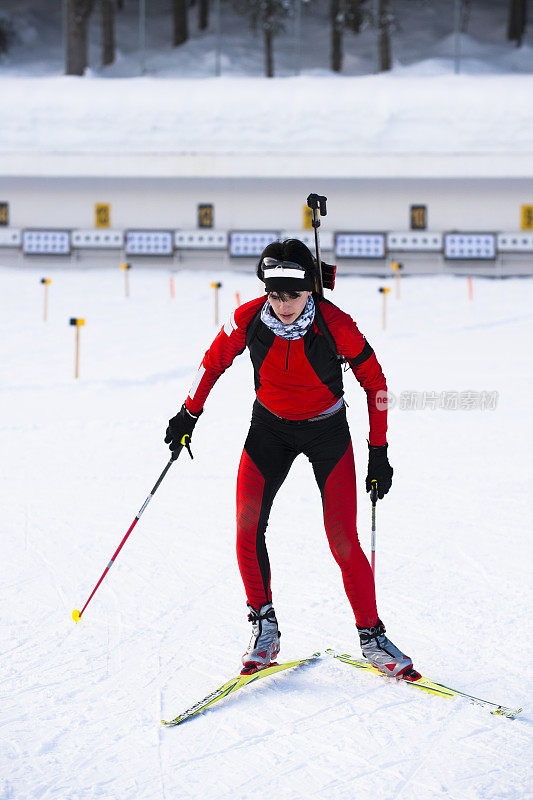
{"left": 1, "top": 266, "right": 531, "bottom": 800}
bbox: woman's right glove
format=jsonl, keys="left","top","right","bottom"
{"left": 366, "top": 442, "right": 393, "bottom": 499}
{"left": 164, "top": 404, "right": 202, "bottom": 456}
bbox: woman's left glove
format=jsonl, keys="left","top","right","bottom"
{"left": 164, "top": 404, "right": 203, "bottom": 455}
{"left": 366, "top": 443, "right": 393, "bottom": 499}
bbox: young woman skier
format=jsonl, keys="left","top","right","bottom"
{"left": 165, "top": 238, "right": 418, "bottom": 680}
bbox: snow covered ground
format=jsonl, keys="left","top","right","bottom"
{"left": 2, "top": 266, "right": 531, "bottom": 800}
{"left": 0, "top": 0, "right": 532, "bottom": 157}
{"left": 3, "top": 72, "right": 533, "bottom": 157}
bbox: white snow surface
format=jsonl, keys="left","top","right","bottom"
{"left": 2, "top": 72, "right": 533, "bottom": 156}
{"left": 2, "top": 266, "right": 531, "bottom": 799}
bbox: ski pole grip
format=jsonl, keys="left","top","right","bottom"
{"left": 370, "top": 480, "right": 378, "bottom": 505}
{"left": 170, "top": 438, "right": 185, "bottom": 461}
{"left": 169, "top": 434, "right": 194, "bottom": 463}
{"left": 178, "top": 434, "right": 194, "bottom": 460}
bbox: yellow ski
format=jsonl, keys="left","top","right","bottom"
{"left": 162, "top": 653, "right": 320, "bottom": 727}
{"left": 326, "top": 649, "right": 522, "bottom": 719}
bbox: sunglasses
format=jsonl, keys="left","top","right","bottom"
{"left": 262, "top": 257, "right": 306, "bottom": 271}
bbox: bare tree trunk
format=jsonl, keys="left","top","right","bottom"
{"left": 66, "top": 0, "right": 94, "bottom": 75}
{"left": 101, "top": 0, "right": 115, "bottom": 65}
{"left": 263, "top": 0, "right": 274, "bottom": 77}
{"left": 460, "top": 0, "right": 472, "bottom": 33}
{"left": 348, "top": 0, "right": 365, "bottom": 33}
{"left": 264, "top": 27, "right": 274, "bottom": 77}
{"left": 198, "top": 0, "right": 209, "bottom": 30}
{"left": 330, "top": 0, "right": 343, "bottom": 72}
{"left": 508, "top": 0, "right": 527, "bottom": 46}
{"left": 376, "top": 0, "right": 391, "bottom": 72}
{"left": 173, "top": 0, "right": 189, "bottom": 46}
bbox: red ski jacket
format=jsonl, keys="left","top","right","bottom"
{"left": 185, "top": 295, "right": 388, "bottom": 445}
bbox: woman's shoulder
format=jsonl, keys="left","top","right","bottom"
{"left": 316, "top": 295, "right": 357, "bottom": 329}
{"left": 233, "top": 295, "right": 265, "bottom": 328}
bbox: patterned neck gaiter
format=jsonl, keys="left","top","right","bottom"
{"left": 260, "top": 294, "right": 315, "bottom": 341}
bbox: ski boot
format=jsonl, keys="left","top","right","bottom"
{"left": 357, "top": 619, "right": 420, "bottom": 681}
{"left": 241, "top": 602, "right": 281, "bottom": 675}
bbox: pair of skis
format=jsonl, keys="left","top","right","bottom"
{"left": 161, "top": 650, "right": 522, "bottom": 727}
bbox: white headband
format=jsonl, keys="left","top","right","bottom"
{"left": 263, "top": 266, "right": 306, "bottom": 280}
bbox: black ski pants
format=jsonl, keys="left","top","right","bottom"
{"left": 236, "top": 400, "right": 378, "bottom": 627}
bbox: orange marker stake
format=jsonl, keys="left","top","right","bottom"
{"left": 378, "top": 287, "right": 391, "bottom": 330}
{"left": 41, "top": 277, "right": 52, "bottom": 322}
{"left": 120, "top": 262, "right": 131, "bottom": 298}
{"left": 211, "top": 281, "right": 222, "bottom": 326}
{"left": 170, "top": 274, "right": 175, "bottom": 299}
{"left": 467, "top": 276, "right": 473, "bottom": 301}
{"left": 235, "top": 291, "right": 241, "bottom": 307}
{"left": 69, "top": 317, "right": 85, "bottom": 379}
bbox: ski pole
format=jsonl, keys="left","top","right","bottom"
{"left": 306, "top": 193, "right": 327, "bottom": 297}
{"left": 370, "top": 479, "right": 378, "bottom": 576}
{"left": 72, "top": 435, "right": 193, "bottom": 623}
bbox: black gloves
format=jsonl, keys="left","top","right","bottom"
{"left": 165, "top": 404, "right": 203, "bottom": 456}
{"left": 366, "top": 443, "right": 393, "bottom": 499}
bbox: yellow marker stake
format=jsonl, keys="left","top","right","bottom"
{"left": 120, "top": 262, "right": 131, "bottom": 298}
{"left": 69, "top": 318, "right": 85, "bottom": 379}
{"left": 378, "top": 287, "right": 390, "bottom": 330}
{"left": 40, "top": 278, "right": 52, "bottom": 322}
{"left": 391, "top": 261, "right": 403, "bottom": 299}
{"left": 211, "top": 281, "right": 222, "bottom": 326}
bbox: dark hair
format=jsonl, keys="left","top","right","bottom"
{"left": 267, "top": 290, "right": 302, "bottom": 302}
{"left": 256, "top": 238, "right": 315, "bottom": 283}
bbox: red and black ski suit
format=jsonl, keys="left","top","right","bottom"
{"left": 185, "top": 294, "right": 388, "bottom": 627}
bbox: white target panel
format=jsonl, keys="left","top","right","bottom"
{"left": 72, "top": 230, "right": 124, "bottom": 249}
{"left": 125, "top": 230, "right": 173, "bottom": 256}
{"left": 444, "top": 233, "right": 496, "bottom": 260}
{"left": 174, "top": 230, "right": 228, "bottom": 250}
{"left": 497, "top": 233, "right": 533, "bottom": 253}
{"left": 335, "top": 233, "right": 386, "bottom": 259}
{"left": 23, "top": 230, "right": 71, "bottom": 255}
{"left": 229, "top": 231, "right": 279, "bottom": 257}
{"left": 387, "top": 232, "right": 443, "bottom": 251}
{"left": 0, "top": 228, "right": 22, "bottom": 247}
{"left": 280, "top": 231, "right": 334, "bottom": 252}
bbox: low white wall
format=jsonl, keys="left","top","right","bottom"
{"left": 1, "top": 174, "right": 532, "bottom": 276}
{"left": 2, "top": 175, "right": 531, "bottom": 232}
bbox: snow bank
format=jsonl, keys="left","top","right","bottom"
{"left": 1, "top": 73, "right": 533, "bottom": 158}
